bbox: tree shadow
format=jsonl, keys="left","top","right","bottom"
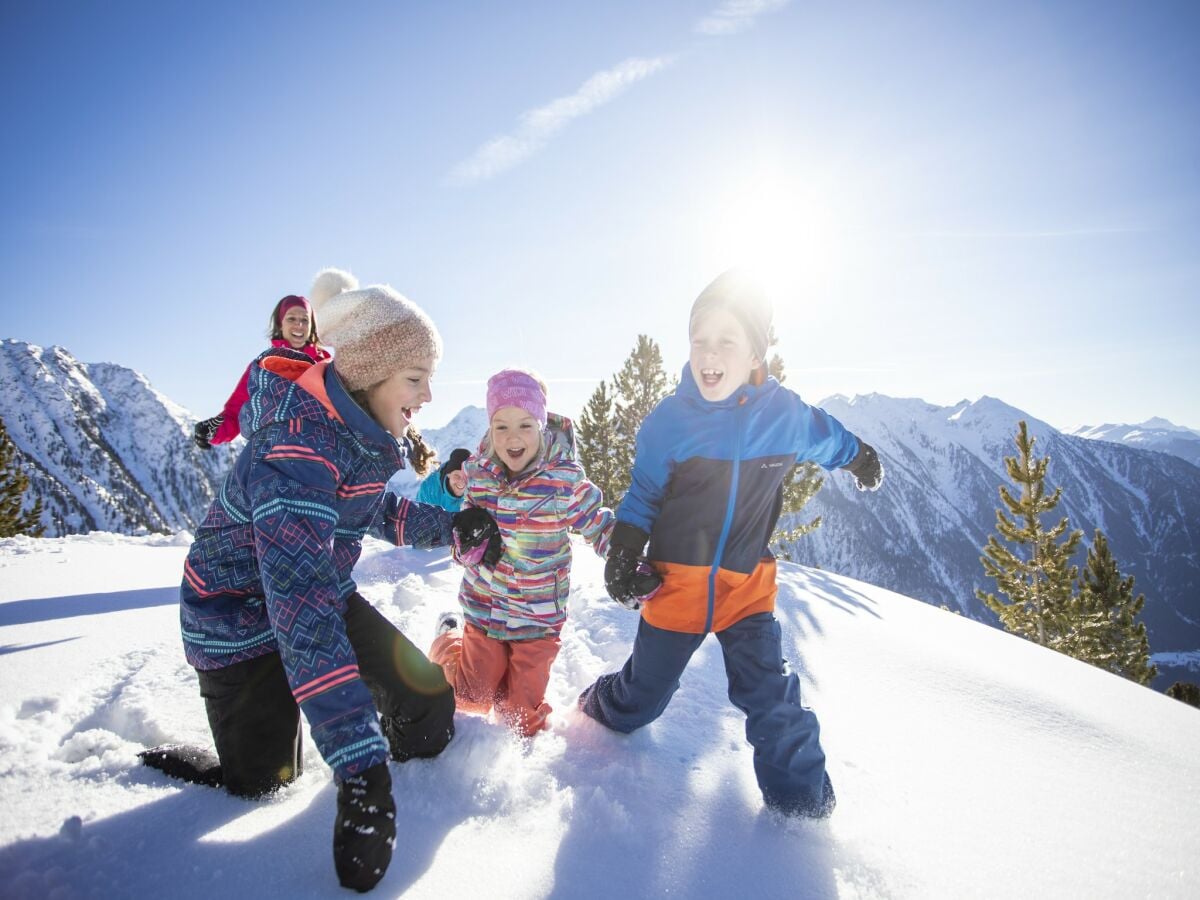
{"left": 0, "top": 637, "right": 81, "bottom": 655}
{"left": 0, "top": 586, "right": 179, "bottom": 627}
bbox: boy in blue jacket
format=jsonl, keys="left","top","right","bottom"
{"left": 579, "top": 269, "right": 883, "bottom": 819}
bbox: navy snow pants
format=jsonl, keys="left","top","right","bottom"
{"left": 199, "top": 592, "right": 455, "bottom": 796}
{"left": 579, "top": 612, "right": 834, "bottom": 817}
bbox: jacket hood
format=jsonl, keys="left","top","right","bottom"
{"left": 242, "top": 348, "right": 405, "bottom": 465}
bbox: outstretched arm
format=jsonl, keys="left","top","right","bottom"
{"left": 371, "top": 493, "right": 454, "bottom": 548}
{"left": 565, "top": 473, "right": 615, "bottom": 558}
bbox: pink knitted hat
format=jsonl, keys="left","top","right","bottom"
{"left": 487, "top": 369, "right": 547, "bottom": 427}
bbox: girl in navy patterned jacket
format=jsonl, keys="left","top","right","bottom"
{"left": 142, "top": 268, "right": 501, "bottom": 893}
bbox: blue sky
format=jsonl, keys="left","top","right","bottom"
{"left": 2, "top": 0, "right": 1198, "bottom": 431}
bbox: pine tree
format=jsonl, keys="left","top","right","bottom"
{"left": 766, "top": 353, "right": 823, "bottom": 559}
{"left": 1165, "top": 681, "right": 1200, "bottom": 709}
{"left": 0, "top": 415, "right": 45, "bottom": 538}
{"left": 609, "top": 335, "right": 670, "bottom": 502}
{"left": 976, "top": 420, "right": 1082, "bottom": 647}
{"left": 577, "top": 379, "right": 622, "bottom": 504}
{"left": 1064, "top": 530, "right": 1157, "bottom": 685}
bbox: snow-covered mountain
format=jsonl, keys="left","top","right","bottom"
{"left": 422, "top": 404, "right": 489, "bottom": 458}
{"left": 0, "top": 340, "right": 235, "bottom": 536}
{"left": 1068, "top": 418, "right": 1200, "bottom": 469}
{"left": 782, "top": 394, "right": 1200, "bottom": 689}
{"left": 1, "top": 533, "right": 1197, "bottom": 898}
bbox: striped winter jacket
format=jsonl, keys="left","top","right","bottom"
{"left": 458, "top": 414, "right": 613, "bottom": 640}
{"left": 180, "top": 348, "right": 452, "bottom": 780}
{"left": 621, "top": 364, "right": 863, "bottom": 635}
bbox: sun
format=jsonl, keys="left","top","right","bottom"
{"left": 698, "top": 166, "right": 849, "bottom": 327}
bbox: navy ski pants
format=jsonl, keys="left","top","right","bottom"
{"left": 579, "top": 612, "right": 834, "bottom": 817}
{"left": 199, "top": 592, "right": 454, "bottom": 796}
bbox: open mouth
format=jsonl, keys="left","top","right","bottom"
{"left": 505, "top": 447, "right": 527, "bottom": 463}
{"left": 700, "top": 367, "right": 724, "bottom": 388}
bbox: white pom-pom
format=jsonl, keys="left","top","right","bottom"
{"left": 310, "top": 267, "right": 359, "bottom": 309}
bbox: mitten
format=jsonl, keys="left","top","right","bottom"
{"left": 604, "top": 523, "right": 662, "bottom": 610}
{"left": 841, "top": 440, "right": 884, "bottom": 492}
{"left": 451, "top": 506, "right": 502, "bottom": 566}
{"left": 333, "top": 763, "right": 396, "bottom": 893}
{"left": 193, "top": 414, "right": 224, "bottom": 450}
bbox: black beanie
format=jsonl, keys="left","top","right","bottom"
{"left": 439, "top": 448, "right": 471, "bottom": 486}
{"left": 689, "top": 268, "right": 773, "bottom": 362}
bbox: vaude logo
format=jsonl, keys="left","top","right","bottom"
{"left": 760, "top": 461, "right": 785, "bottom": 469}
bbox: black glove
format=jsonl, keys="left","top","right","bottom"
{"left": 451, "top": 506, "right": 502, "bottom": 567}
{"left": 333, "top": 763, "right": 396, "bottom": 893}
{"left": 193, "top": 414, "right": 224, "bottom": 450}
{"left": 604, "top": 523, "right": 662, "bottom": 610}
{"left": 842, "top": 440, "right": 884, "bottom": 492}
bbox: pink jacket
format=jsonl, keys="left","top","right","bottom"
{"left": 211, "top": 339, "right": 331, "bottom": 444}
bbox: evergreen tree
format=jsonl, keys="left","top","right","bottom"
{"left": 0, "top": 415, "right": 44, "bottom": 538}
{"left": 766, "top": 353, "right": 823, "bottom": 558}
{"left": 1165, "top": 681, "right": 1200, "bottom": 709}
{"left": 976, "top": 420, "right": 1081, "bottom": 647}
{"left": 577, "top": 379, "right": 622, "bottom": 504}
{"left": 1065, "top": 530, "right": 1157, "bottom": 685}
{"left": 609, "top": 335, "right": 670, "bottom": 502}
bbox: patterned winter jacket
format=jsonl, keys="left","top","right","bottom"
{"left": 458, "top": 414, "right": 613, "bottom": 640}
{"left": 211, "top": 338, "right": 331, "bottom": 444}
{"left": 620, "top": 364, "right": 863, "bottom": 635}
{"left": 180, "top": 348, "right": 452, "bottom": 780}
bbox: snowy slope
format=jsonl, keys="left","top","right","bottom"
{"left": 1, "top": 534, "right": 1197, "bottom": 899}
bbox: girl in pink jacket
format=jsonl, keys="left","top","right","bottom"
{"left": 193, "top": 295, "right": 330, "bottom": 448}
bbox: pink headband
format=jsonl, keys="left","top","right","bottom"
{"left": 278, "top": 295, "right": 311, "bottom": 316}
{"left": 487, "top": 369, "right": 547, "bottom": 427}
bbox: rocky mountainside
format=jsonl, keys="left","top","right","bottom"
{"left": 0, "top": 340, "right": 235, "bottom": 536}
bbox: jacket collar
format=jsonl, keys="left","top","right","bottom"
{"left": 324, "top": 363, "right": 404, "bottom": 457}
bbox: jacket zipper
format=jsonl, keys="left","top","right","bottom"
{"left": 705, "top": 398, "right": 745, "bottom": 632}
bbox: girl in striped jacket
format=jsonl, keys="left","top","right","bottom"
{"left": 430, "top": 369, "right": 614, "bottom": 737}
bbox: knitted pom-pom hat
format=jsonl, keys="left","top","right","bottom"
{"left": 309, "top": 267, "right": 443, "bottom": 392}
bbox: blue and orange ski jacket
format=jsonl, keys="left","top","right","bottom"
{"left": 621, "top": 365, "right": 862, "bottom": 634}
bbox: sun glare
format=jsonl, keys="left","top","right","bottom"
{"left": 699, "top": 169, "right": 849, "bottom": 335}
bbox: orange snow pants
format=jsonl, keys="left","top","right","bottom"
{"left": 430, "top": 623, "right": 560, "bottom": 737}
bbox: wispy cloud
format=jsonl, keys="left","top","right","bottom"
{"left": 448, "top": 56, "right": 672, "bottom": 185}
{"left": 900, "top": 226, "right": 1151, "bottom": 239}
{"left": 695, "top": 0, "right": 791, "bottom": 36}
